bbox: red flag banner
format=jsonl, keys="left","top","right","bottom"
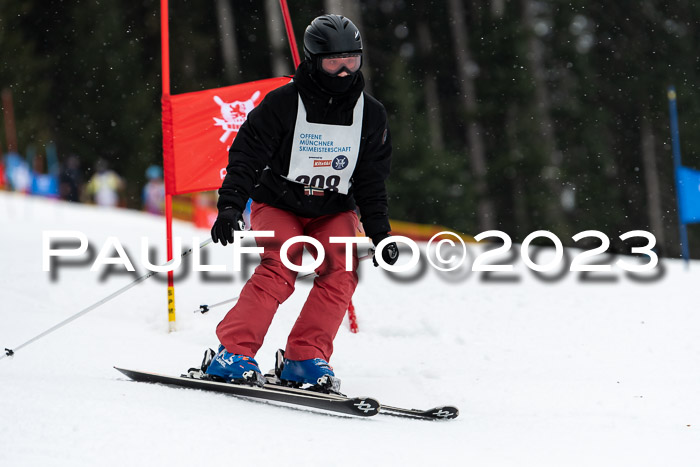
{"left": 162, "top": 76, "right": 291, "bottom": 195}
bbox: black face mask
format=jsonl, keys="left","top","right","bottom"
{"left": 315, "top": 71, "right": 356, "bottom": 94}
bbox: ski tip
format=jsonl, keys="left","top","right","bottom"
{"left": 114, "top": 367, "right": 147, "bottom": 381}
{"left": 351, "top": 397, "right": 381, "bottom": 416}
{"left": 430, "top": 406, "right": 459, "bottom": 420}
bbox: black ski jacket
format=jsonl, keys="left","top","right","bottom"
{"left": 217, "top": 61, "right": 392, "bottom": 240}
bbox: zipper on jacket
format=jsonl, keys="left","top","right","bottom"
{"left": 324, "top": 97, "right": 333, "bottom": 119}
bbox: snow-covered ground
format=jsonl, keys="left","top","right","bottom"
{"left": 0, "top": 191, "right": 698, "bottom": 466}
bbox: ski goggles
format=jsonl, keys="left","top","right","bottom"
{"left": 319, "top": 53, "right": 362, "bottom": 75}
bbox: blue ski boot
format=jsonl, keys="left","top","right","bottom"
{"left": 205, "top": 345, "right": 264, "bottom": 387}
{"left": 278, "top": 351, "right": 341, "bottom": 394}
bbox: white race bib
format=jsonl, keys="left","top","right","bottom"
{"left": 284, "top": 94, "right": 364, "bottom": 194}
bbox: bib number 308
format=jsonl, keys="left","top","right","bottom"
{"left": 295, "top": 174, "right": 341, "bottom": 192}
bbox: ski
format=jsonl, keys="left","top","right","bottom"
{"left": 265, "top": 349, "right": 459, "bottom": 420}
{"left": 115, "top": 367, "right": 458, "bottom": 420}
{"left": 258, "top": 378, "right": 459, "bottom": 420}
{"left": 114, "top": 367, "right": 379, "bottom": 418}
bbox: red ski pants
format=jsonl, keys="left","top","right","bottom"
{"left": 216, "top": 202, "right": 360, "bottom": 361}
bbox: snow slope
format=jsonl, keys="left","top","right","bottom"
{"left": 1, "top": 191, "right": 699, "bottom": 466}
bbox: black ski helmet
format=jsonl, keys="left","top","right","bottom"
{"left": 303, "top": 14, "right": 363, "bottom": 62}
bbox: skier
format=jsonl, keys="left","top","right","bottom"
{"left": 142, "top": 165, "right": 165, "bottom": 215}
{"left": 207, "top": 14, "right": 399, "bottom": 391}
{"left": 83, "top": 159, "right": 125, "bottom": 208}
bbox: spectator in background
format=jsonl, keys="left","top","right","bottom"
{"left": 142, "top": 165, "right": 165, "bottom": 215}
{"left": 30, "top": 151, "right": 60, "bottom": 198}
{"left": 59, "top": 154, "right": 83, "bottom": 202}
{"left": 4, "top": 152, "right": 32, "bottom": 193}
{"left": 83, "top": 158, "right": 125, "bottom": 207}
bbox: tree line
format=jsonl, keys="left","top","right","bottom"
{"left": 1, "top": 0, "right": 699, "bottom": 257}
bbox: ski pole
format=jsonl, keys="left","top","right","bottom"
{"left": 194, "top": 248, "right": 375, "bottom": 314}
{"left": 194, "top": 267, "right": 318, "bottom": 314}
{"left": 1, "top": 238, "right": 213, "bottom": 360}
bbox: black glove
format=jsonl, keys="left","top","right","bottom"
{"left": 211, "top": 207, "right": 245, "bottom": 246}
{"left": 371, "top": 233, "right": 399, "bottom": 267}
